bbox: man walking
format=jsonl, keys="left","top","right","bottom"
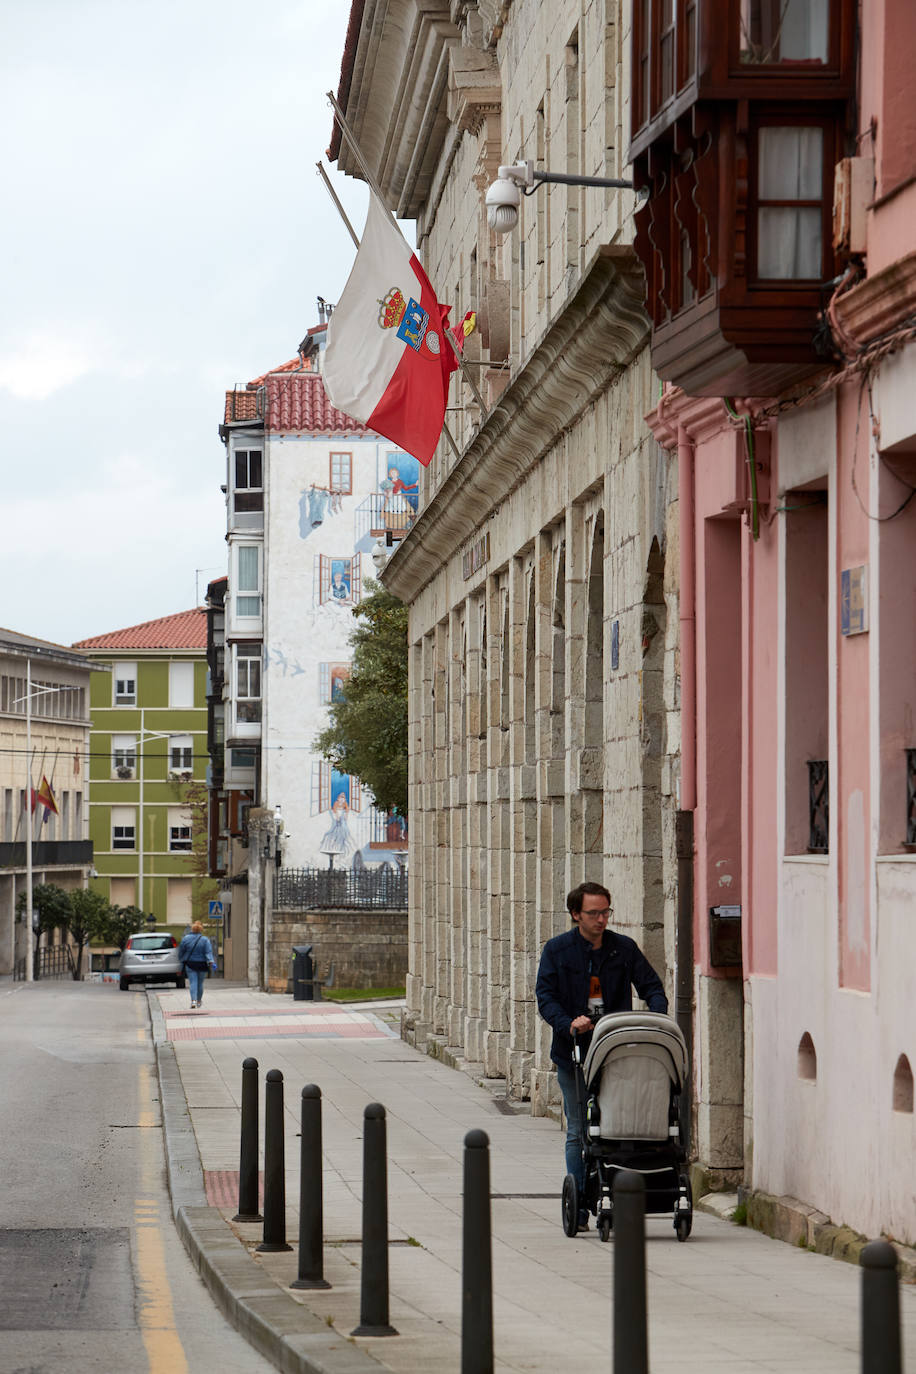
{"left": 535, "top": 881, "right": 667, "bottom": 1229}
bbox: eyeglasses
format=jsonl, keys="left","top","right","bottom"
{"left": 584, "top": 906, "right": 612, "bottom": 918}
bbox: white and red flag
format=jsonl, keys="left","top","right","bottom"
{"left": 322, "top": 196, "right": 461, "bottom": 467}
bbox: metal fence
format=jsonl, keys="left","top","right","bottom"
{"left": 275, "top": 865, "right": 408, "bottom": 911}
{"left": 38, "top": 944, "right": 75, "bottom": 979}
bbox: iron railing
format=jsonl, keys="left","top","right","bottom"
{"left": 275, "top": 865, "right": 408, "bottom": 910}
{"left": 37, "top": 944, "right": 75, "bottom": 979}
{"left": 808, "top": 759, "right": 829, "bottom": 853}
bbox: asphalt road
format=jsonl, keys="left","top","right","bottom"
{"left": 0, "top": 978, "right": 271, "bottom": 1374}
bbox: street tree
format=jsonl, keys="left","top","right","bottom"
{"left": 68, "top": 888, "right": 112, "bottom": 980}
{"left": 315, "top": 581, "right": 408, "bottom": 817}
{"left": 16, "top": 882, "right": 74, "bottom": 937}
{"left": 102, "top": 904, "right": 149, "bottom": 951}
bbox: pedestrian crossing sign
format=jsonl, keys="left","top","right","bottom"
{"left": 208, "top": 900, "right": 224, "bottom": 920}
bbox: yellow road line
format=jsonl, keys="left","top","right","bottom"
{"left": 135, "top": 1060, "right": 189, "bottom": 1374}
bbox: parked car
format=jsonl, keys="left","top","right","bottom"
{"left": 119, "top": 930, "right": 185, "bottom": 991}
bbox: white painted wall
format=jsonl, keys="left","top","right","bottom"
{"left": 261, "top": 430, "right": 412, "bottom": 869}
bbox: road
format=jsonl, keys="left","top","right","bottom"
{"left": 0, "top": 978, "right": 271, "bottom": 1374}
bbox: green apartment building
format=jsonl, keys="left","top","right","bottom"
{"left": 73, "top": 610, "right": 214, "bottom": 925}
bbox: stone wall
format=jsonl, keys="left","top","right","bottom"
{"left": 266, "top": 908, "right": 408, "bottom": 995}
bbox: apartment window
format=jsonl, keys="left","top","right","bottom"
{"left": 169, "top": 661, "right": 194, "bottom": 708}
{"left": 236, "top": 645, "right": 262, "bottom": 723}
{"left": 112, "top": 734, "right": 137, "bottom": 778}
{"left": 754, "top": 123, "right": 826, "bottom": 280}
{"left": 234, "top": 448, "right": 264, "bottom": 513}
{"left": 168, "top": 807, "right": 192, "bottom": 851}
{"left": 319, "top": 662, "right": 350, "bottom": 705}
{"left": 229, "top": 748, "right": 256, "bottom": 769}
{"left": 329, "top": 451, "right": 352, "bottom": 495}
{"left": 114, "top": 662, "right": 137, "bottom": 705}
{"left": 61, "top": 791, "right": 70, "bottom": 842}
{"left": 169, "top": 734, "right": 193, "bottom": 772}
{"left": 111, "top": 806, "right": 136, "bottom": 850}
{"left": 784, "top": 493, "right": 828, "bottom": 852}
{"left": 739, "top": 0, "right": 829, "bottom": 65}
{"left": 236, "top": 545, "right": 261, "bottom": 617}
{"left": 3, "top": 788, "right": 12, "bottom": 842}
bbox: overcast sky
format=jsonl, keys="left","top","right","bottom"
{"left": 1, "top": 0, "right": 369, "bottom": 647}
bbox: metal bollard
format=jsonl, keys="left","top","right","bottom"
{"left": 351, "top": 1103, "right": 398, "bottom": 1336}
{"left": 861, "top": 1239, "right": 902, "bottom": 1374}
{"left": 233, "top": 1057, "right": 263, "bottom": 1222}
{"left": 290, "top": 1084, "right": 331, "bottom": 1290}
{"left": 613, "top": 1170, "right": 649, "bottom": 1374}
{"left": 257, "top": 1069, "right": 292, "bottom": 1253}
{"left": 461, "top": 1129, "right": 493, "bottom": 1374}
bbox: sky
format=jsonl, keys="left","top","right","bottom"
{"left": 1, "top": 0, "right": 369, "bottom": 647}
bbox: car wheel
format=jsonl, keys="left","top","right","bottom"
{"left": 119, "top": 976, "right": 130, "bottom": 991}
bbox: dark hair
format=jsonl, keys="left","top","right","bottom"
{"left": 566, "top": 881, "right": 611, "bottom": 917}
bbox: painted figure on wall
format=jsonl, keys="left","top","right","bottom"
{"left": 379, "top": 452, "right": 419, "bottom": 534}
{"left": 319, "top": 771, "right": 355, "bottom": 862}
{"left": 330, "top": 559, "right": 351, "bottom": 601}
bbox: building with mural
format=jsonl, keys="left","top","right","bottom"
{"left": 213, "top": 329, "right": 412, "bottom": 947}
{"left": 73, "top": 610, "right": 213, "bottom": 927}
{"left": 0, "top": 629, "right": 96, "bottom": 975}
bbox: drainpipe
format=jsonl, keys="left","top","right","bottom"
{"left": 676, "top": 424, "right": 696, "bottom": 1079}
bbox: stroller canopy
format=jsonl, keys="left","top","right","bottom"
{"left": 582, "top": 1012, "right": 689, "bottom": 1142}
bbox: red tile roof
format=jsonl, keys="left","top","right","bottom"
{"left": 73, "top": 608, "right": 208, "bottom": 651}
{"left": 264, "top": 372, "right": 371, "bottom": 436}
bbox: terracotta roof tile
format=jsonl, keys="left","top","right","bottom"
{"left": 264, "top": 372, "right": 371, "bottom": 436}
{"left": 73, "top": 608, "right": 208, "bottom": 652}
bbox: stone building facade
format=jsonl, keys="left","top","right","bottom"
{"left": 331, "top": 0, "right": 682, "bottom": 1109}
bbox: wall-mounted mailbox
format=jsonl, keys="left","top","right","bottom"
{"left": 709, "top": 905, "right": 742, "bottom": 968}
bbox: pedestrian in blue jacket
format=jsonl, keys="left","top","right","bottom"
{"left": 177, "top": 921, "right": 217, "bottom": 1010}
{"left": 535, "top": 881, "right": 667, "bottom": 1228}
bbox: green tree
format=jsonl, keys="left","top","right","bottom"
{"left": 101, "top": 904, "right": 149, "bottom": 951}
{"left": 15, "top": 882, "right": 74, "bottom": 937}
{"left": 315, "top": 581, "right": 408, "bottom": 817}
{"left": 68, "top": 889, "right": 112, "bottom": 980}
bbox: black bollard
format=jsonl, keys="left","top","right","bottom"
{"left": 461, "top": 1129, "right": 493, "bottom": 1374}
{"left": 290, "top": 1084, "right": 331, "bottom": 1290}
{"left": 613, "top": 1170, "right": 648, "bottom": 1374}
{"left": 861, "top": 1239, "right": 902, "bottom": 1374}
{"left": 257, "top": 1068, "right": 292, "bottom": 1252}
{"left": 233, "top": 1057, "right": 263, "bottom": 1222}
{"left": 351, "top": 1103, "right": 398, "bottom": 1336}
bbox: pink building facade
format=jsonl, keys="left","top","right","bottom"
{"left": 642, "top": 0, "right": 916, "bottom": 1244}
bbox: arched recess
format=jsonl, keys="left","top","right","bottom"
{"left": 797, "top": 1032, "right": 817, "bottom": 1081}
{"left": 583, "top": 516, "right": 605, "bottom": 856}
{"left": 641, "top": 536, "right": 667, "bottom": 967}
{"left": 525, "top": 573, "right": 536, "bottom": 764}
{"left": 893, "top": 1054, "right": 914, "bottom": 1113}
{"left": 551, "top": 543, "right": 567, "bottom": 758}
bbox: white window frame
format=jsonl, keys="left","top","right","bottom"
{"left": 169, "top": 661, "right": 195, "bottom": 709}
{"left": 112, "top": 734, "right": 137, "bottom": 778}
{"left": 113, "top": 662, "right": 137, "bottom": 706}
{"left": 169, "top": 734, "right": 193, "bottom": 773}
{"left": 111, "top": 805, "right": 136, "bottom": 850}
{"left": 168, "top": 806, "right": 193, "bottom": 851}
{"left": 235, "top": 543, "right": 262, "bottom": 618}
{"left": 235, "top": 646, "right": 262, "bottom": 723}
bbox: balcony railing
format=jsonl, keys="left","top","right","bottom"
{"left": 807, "top": 760, "right": 829, "bottom": 853}
{"left": 274, "top": 865, "right": 408, "bottom": 910}
{"left": 0, "top": 839, "right": 94, "bottom": 870}
{"left": 354, "top": 494, "right": 415, "bottom": 544}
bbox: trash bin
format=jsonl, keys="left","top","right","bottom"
{"left": 291, "top": 944, "right": 315, "bottom": 1001}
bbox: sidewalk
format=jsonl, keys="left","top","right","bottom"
{"left": 151, "top": 985, "right": 916, "bottom": 1374}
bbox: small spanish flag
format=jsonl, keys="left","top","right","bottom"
{"left": 31, "top": 775, "right": 59, "bottom": 817}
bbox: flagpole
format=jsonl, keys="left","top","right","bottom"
{"left": 316, "top": 161, "right": 359, "bottom": 250}
{"left": 25, "top": 658, "right": 33, "bottom": 982}
{"left": 317, "top": 157, "right": 464, "bottom": 465}
{"left": 326, "top": 91, "right": 491, "bottom": 422}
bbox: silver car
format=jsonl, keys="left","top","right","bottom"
{"left": 119, "top": 930, "right": 185, "bottom": 991}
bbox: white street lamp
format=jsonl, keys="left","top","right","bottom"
{"left": 485, "top": 159, "right": 638, "bottom": 235}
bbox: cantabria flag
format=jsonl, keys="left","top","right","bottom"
{"left": 322, "top": 196, "right": 460, "bottom": 467}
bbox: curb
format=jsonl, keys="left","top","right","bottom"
{"left": 149, "top": 995, "right": 390, "bottom": 1374}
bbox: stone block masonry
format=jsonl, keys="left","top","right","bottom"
{"left": 267, "top": 908, "right": 407, "bottom": 994}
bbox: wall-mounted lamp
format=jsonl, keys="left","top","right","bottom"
{"left": 485, "top": 159, "right": 638, "bottom": 235}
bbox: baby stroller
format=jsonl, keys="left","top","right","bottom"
{"left": 562, "top": 1011, "right": 693, "bottom": 1242}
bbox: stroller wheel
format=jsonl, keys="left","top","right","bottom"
{"left": 561, "top": 1174, "right": 580, "bottom": 1237}
{"left": 675, "top": 1211, "right": 692, "bottom": 1242}
{"left": 598, "top": 1212, "right": 613, "bottom": 1243}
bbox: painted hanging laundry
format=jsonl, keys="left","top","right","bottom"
{"left": 322, "top": 196, "right": 461, "bottom": 467}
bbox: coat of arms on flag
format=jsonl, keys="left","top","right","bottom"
{"left": 323, "top": 196, "right": 461, "bottom": 467}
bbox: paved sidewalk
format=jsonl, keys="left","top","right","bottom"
{"left": 151, "top": 986, "right": 915, "bottom": 1374}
